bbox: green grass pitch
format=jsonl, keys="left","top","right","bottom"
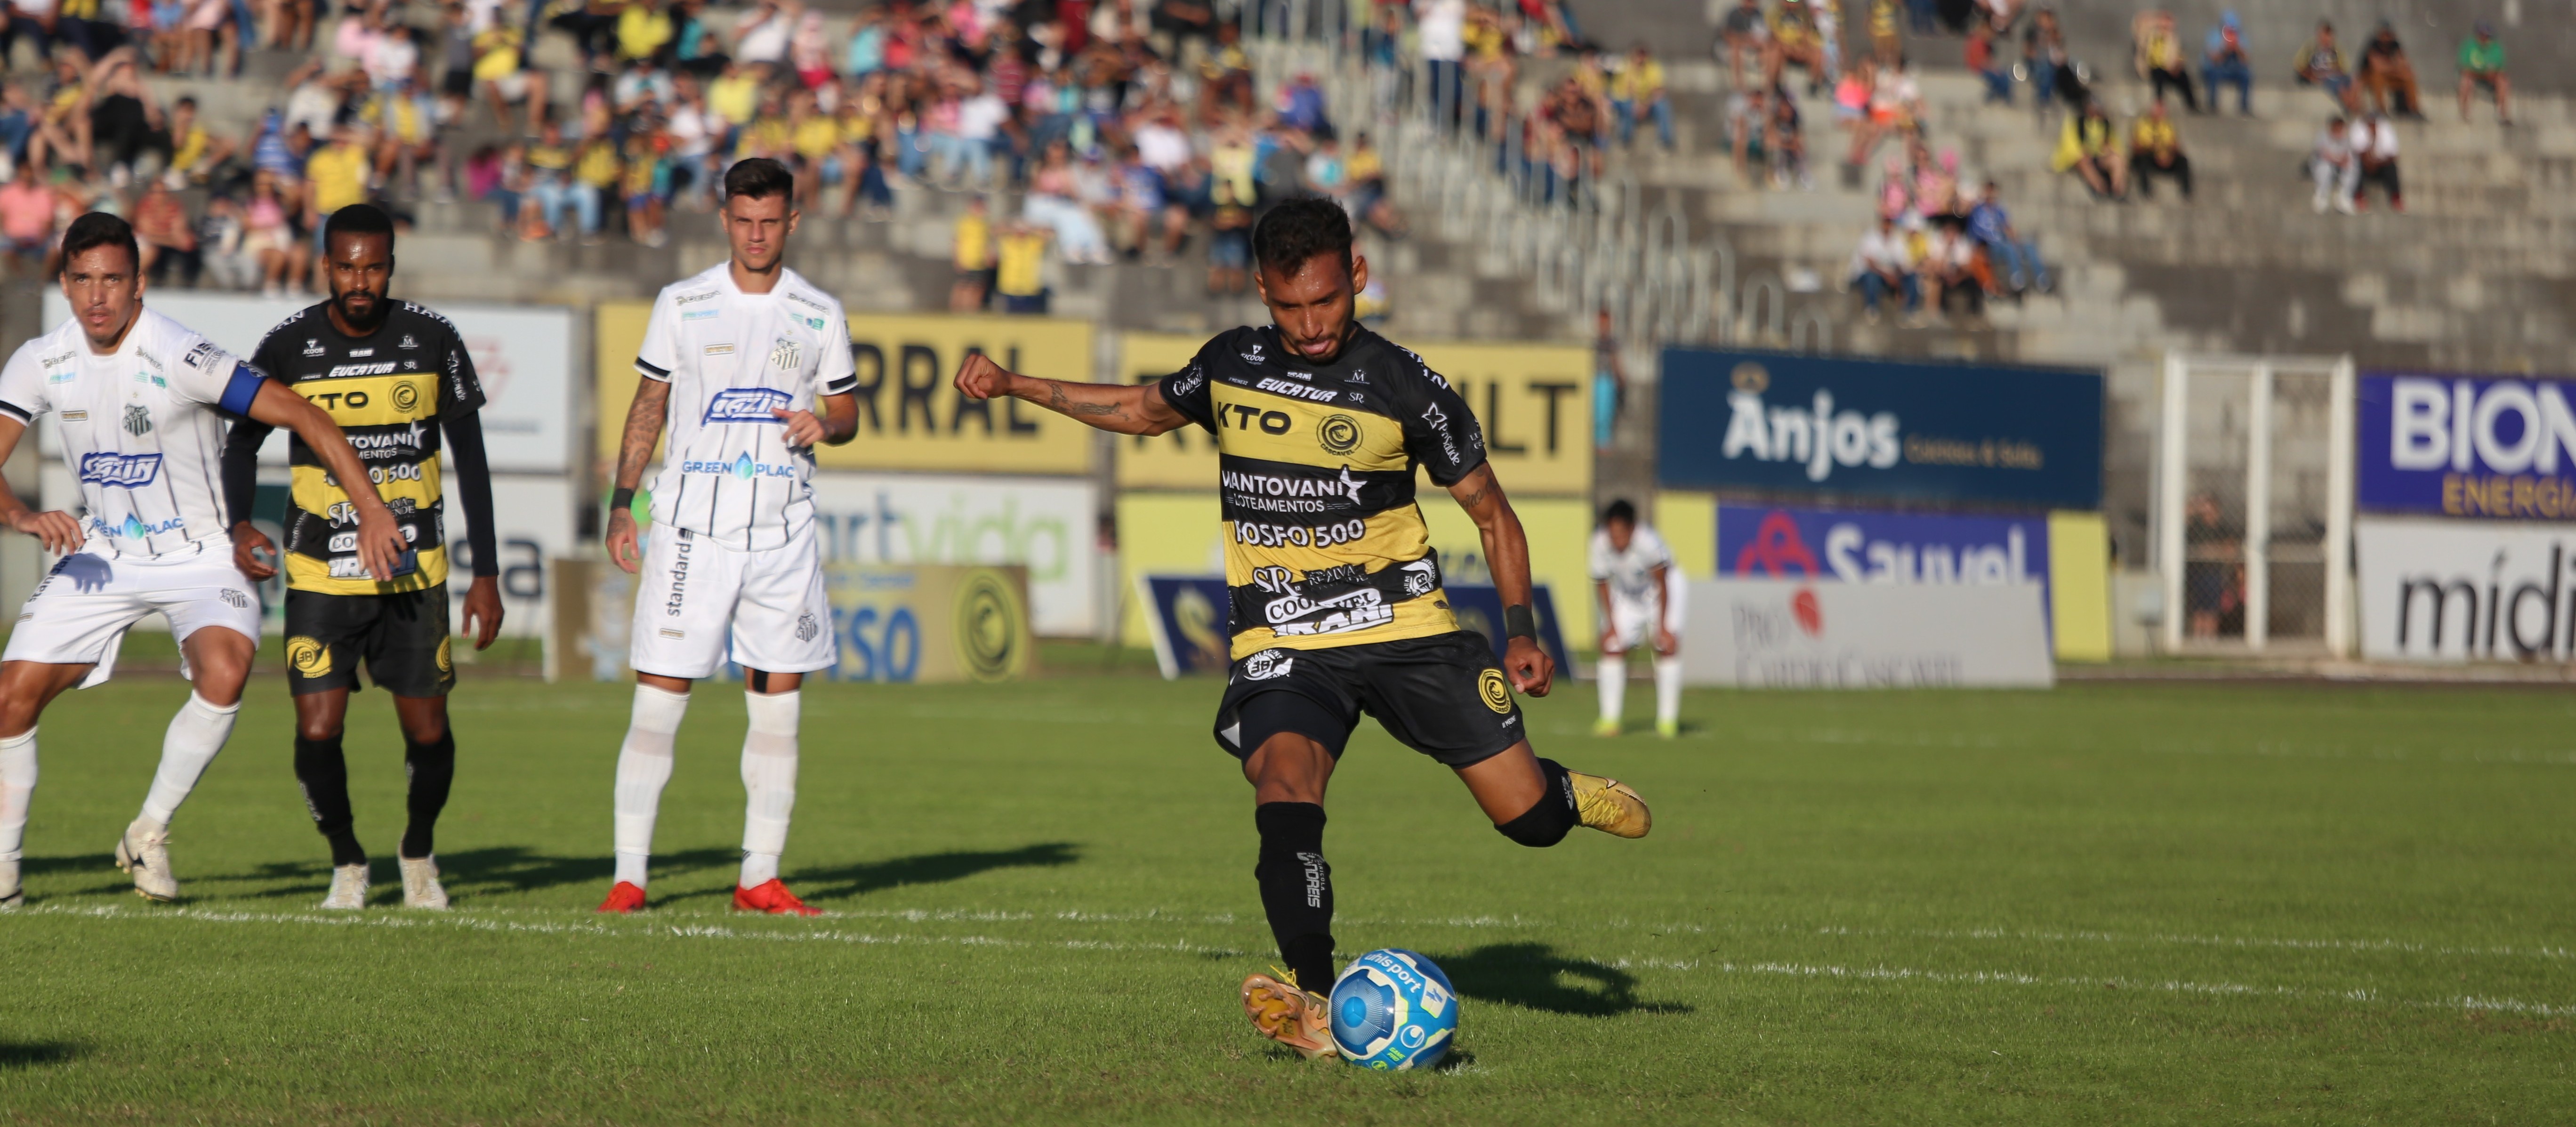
{"left": 0, "top": 657, "right": 2570, "bottom": 1123}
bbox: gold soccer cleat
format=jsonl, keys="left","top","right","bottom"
{"left": 1240, "top": 971, "right": 1336, "bottom": 1060}
{"left": 1570, "top": 773, "right": 1652, "bottom": 838}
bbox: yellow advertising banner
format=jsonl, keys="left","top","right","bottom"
{"left": 1113, "top": 492, "right": 1597, "bottom": 648}
{"left": 596, "top": 305, "right": 1101, "bottom": 475}
{"left": 1113, "top": 332, "right": 1594, "bottom": 495}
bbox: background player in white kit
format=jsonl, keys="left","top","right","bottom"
{"left": 1590, "top": 499, "right": 1686, "bottom": 738}
{"left": 0, "top": 213, "right": 405, "bottom": 906}
{"left": 597, "top": 159, "right": 858, "bottom": 917}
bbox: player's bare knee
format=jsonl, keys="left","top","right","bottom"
{"left": 1245, "top": 732, "right": 1331, "bottom": 805}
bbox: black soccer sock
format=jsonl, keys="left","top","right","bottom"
{"left": 400, "top": 729, "right": 456, "bottom": 860}
{"left": 1494, "top": 757, "right": 1579, "bottom": 848}
{"left": 293, "top": 734, "right": 366, "bottom": 867}
{"left": 1253, "top": 802, "right": 1336, "bottom": 992}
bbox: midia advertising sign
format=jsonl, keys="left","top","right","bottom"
{"left": 2357, "top": 371, "right": 2576, "bottom": 520}
{"left": 1657, "top": 349, "right": 2102, "bottom": 509}
{"left": 2356, "top": 516, "right": 2576, "bottom": 661}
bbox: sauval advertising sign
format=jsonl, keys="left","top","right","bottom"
{"left": 2357, "top": 370, "right": 2576, "bottom": 520}
{"left": 2355, "top": 516, "right": 2576, "bottom": 661}
{"left": 1657, "top": 349, "right": 2103, "bottom": 509}
{"left": 1677, "top": 577, "right": 2053, "bottom": 687}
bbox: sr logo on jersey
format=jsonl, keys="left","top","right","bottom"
{"left": 1477, "top": 668, "right": 1513, "bottom": 714}
{"left": 704, "top": 387, "right": 793, "bottom": 424}
{"left": 288, "top": 636, "right": 333, "bottom": 678}
{"left": 76, "top": 452, "right": 161, "bottom": 487}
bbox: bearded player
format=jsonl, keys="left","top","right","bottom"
{"left": 596, "top": 158, "right": 858, "bottom": 917}
{"left": 0, "top": 213, "right": 406, "bottom": 906}
{"left": 224, "top": 204, "right": 505, "bottom": 911}
{"left": 953, "top": 199, "right": 1652, "bottom": 1057}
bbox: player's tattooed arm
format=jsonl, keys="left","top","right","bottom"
{"left": 0, "top": 416, "right": 82, "bottom": 554}
{"left": 604, "top": 376, "right": 670, "bottom": 574}
{"left": 1449, "top": 464, "right": 1554, "bottom": 697}
{"left": 952, "top": 351, "right": 1187, "bottom": 436}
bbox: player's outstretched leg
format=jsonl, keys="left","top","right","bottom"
{"left": 602, "top": 682, "right": 689, "bottom": 913}
{"left": 118, "top": 690, "right": 243, "bottom": 902}
{"left": 1652, "top": 652, "right": 1683, "bottom": 739}
{"left": 1469, "top": 745, "right": 1652, "bottom": 844}
{"left": 731, "top": 684, "right": 818, "bottom": 917}
{"left": 1237, "top": 728, "right": 1339, "bottom": 1059}
{"left": 293, "top": 729, "right": 370, "bottom": 908}
{"left": 1594, "top": 650, "right": 1626, "bottom": 737}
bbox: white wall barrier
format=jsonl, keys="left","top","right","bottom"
{"left": 1678, "top": 577, "right": 2054, "bottom": 688}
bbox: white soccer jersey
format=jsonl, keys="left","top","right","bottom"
{"left": 1590, "top": 524, "right": 1676, "bottom": 610}
{"left": 0, "top": 308, "right": 265, "bottom": 557}
{"left": 635, "top": 263, "right": 858, "bottom": 552}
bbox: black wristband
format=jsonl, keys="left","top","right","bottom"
{"left": 1504, "top": 604, "right": 1538, "bottom": 642}
{"left": 610, "top": 487, "right": 635, "bottom": 516}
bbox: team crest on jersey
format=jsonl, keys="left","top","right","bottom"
{"left": 1242, "top": 649, "right": 1295, "bottom": 680}
{"left": 768, "top": 338, "right": 801, "bottom": 370}
{"left": 1478, "top": 668, "right": 1513, "bottom": 714}
{"left": 435, "top": 636, "right": 453, "bottom": 674}
{"left": 704, "top": 387, "right": 792, "bottom": 423}
{"left": 795, "top": 612, "right": 819, "bottom": 642}
{"left": 220, "top": 588, "right": 251, "bottom": 609}
{"left": 391, "top": 382, "right": 421, "bottom": 412}
{"left": 287, "top": 636, "right": 332, "bottom": 678}
{"left": 77, "top": 452, "right": 161, "bottom": 486}
{"left": 1316, "top": 414, "right": 1362, "bottom": 455}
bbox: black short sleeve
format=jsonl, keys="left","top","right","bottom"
{"left": 1154, "top": 336, "right": 1224, "bottom": 433}
{"left": 1396, "top": 357, "right": 1487, "bottom": 487}
{"left": 430, "top": 312, "right": 488, "bottom": 418}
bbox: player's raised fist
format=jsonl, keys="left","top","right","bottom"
{"left": 1505, "top": 636, "right": 1554, "bottom": 698}
{"left": 953, "top": 352, "right": 1013, "bottom": 401}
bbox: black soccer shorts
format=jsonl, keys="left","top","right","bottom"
{"left": 283, "top": 588, "right": 456, "bottom": 698}
{"left": 1213, "top": 631, "right": 1528, "bottom": 768}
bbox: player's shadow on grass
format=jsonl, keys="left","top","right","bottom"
{"left": 1433, "top": 942, "right": 1693, "bottom": 1018}
{"left": 435, "top": 846, "right": 741, "bottom": 895}
{"left": 787, "top": 842, "right": 1081, "bottom": 903}
{"left": 0, "top": 1041, "right": 82, "bottom": 1068}
{"left": 19, "top": 853, "right": 142, "bottom": 898}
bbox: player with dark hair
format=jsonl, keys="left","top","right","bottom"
{"left": 1589, "top": 497, "right": 1684, "bottom": 737}
{"left": 222, "top": 203, "right": 504, "bottom": 910}
{"left": 0, "top": 213, "right": 407, "bottom": 906}
{"left": 953, "top": 197, "right": 1653, "bottom": 1057}
{"left": 596, "top": 158, "right": 860, "bottom": 917}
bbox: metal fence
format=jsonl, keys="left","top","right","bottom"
{"left": 2156, "top": 354, "right": 2356, "bottom": 655}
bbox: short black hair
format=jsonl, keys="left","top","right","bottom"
{"left": 323, "top": 202, "right": 395, "bottom": 251}
{"left": 1251, "top": 197, "right": 1354, "bottom": 278}
{"left": 1602, "top": 499, "right": 1638, "bottom": 526}
{"left": 59, "top": 211, "right": 138, "bottom": 274}
{"left": 724, "top": 157, "right": 795, "bottom": 202}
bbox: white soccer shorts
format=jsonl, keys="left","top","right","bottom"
{"left": 3, "top": 539, "right": 264, "bottom": 688}
{"left": 627, "top": 521, "right": 836, "bottom": 680}
{"left": 1602, "top": 585, "right": 1686, "bottom": 653}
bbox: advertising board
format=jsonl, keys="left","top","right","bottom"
{"left": 41, "top": 290, "right": 576, "bottom": 471}
{"left": 804, "top": 472, "right": 1096, "bottom": 637}
{"left": 554, "top": 560, "right": 1029, "bottom": 683}
{"left": 2357, "top": 370, "right": 2576, "bottom": 521}
{"left": 2355, "top": 516, "right": 2576, "bottom": 661}
{"left": 1678, "top": 577, "right": 2054, "bottom": 687}
{"left": 1114, "top": 331, "right": 1594, "bottom": 495}
{"left": 1138, "top": 575, "right": 1568, "bottom": 678}
{"left": 1657, "top": 348, "right": 2103, "bottom": 509}
{"left": 596, "top": 306, "right": 1100, "bottom": 475}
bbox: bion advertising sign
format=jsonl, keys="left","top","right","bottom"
{"left": 1657, "top": 349, "right": 2102, "bottom": 509}
{"left": 2358, "top": 371, "right": 2576, "bottom": 520}
{"left": 2356, "top": 516, "right": 2576, "bottom": 661}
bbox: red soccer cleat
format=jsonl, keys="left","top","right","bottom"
{"left": 596, "top": 881, "right": 648, "bottom": 913}
{"left": 732, "top": 878, "right": 822, "bottom": 917}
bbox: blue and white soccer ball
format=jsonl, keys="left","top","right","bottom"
{"left": 1328, "top": 949, "right": 1458, "bottom": 1070}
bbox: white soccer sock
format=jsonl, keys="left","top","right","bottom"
{"left": 1596, "top": 655, "right": 1626, "bottom": 725}
{"left": 139, "top": 694, "right": 238, "bottom": 828}
{"left": 1653, "top": 655, "right": 1684, "bottom": 729}
{"left": 738, "top": 689, "right": 800, "bottom": 889}
{"left": 612, "top": 684, "right": 691, "bottom": 888}
{"left": 0, "top": 728, "right": 36, "bottom": 866}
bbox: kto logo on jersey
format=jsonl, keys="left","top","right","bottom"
{"left": 77, "top": 452, "right": 162, "bottom": 487}
{"left": 681, "top": 452, "right": 797, "bottom": 481}
{"left": 704, "top": 387, "right": 793, "bottom": 424}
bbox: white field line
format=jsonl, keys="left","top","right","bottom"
{"left": 12, "top": 903, "right": 2569, "bottom": 1023}
{"left": 1739, "top": 724, "right": 2576, "bottom": 766}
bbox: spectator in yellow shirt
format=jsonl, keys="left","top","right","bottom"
{"left": 616, "top": 0, "right": 674, "bottom": 64}
{"left": 569, "top": 131, "right": 620, "bottom": 243}
{"left": 786, "top": 88, "right": 836, "bottom": 206}
{"left": 302, "top": 123, "right": 372, "bottom": 253}
{"left": 993, "top": 220, "right": 1051, "bottom": 315}
{"left": 1610, "top": 44, "right": 1671, "bottom": 150}
{"left": 949, "top": 194, "right": 994, "bottom": 311}
{"left": 2126, "top": 99, "right": 2191, "bottom": 200}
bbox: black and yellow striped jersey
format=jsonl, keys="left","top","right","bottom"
{"left": 248, "top": 301, "right": 486, "bottom": 595}
{"left": 1155, "top": 324, "right": 1489, "bottom": 660}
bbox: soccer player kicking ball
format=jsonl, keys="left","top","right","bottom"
{"left": 953, "top": 199, "right": 1653, "bottom": 1057}
{"left": 1589, "top": 499, "right": 1685, "bottom": 738}
{"left": 224, "top": 204, "right": 506, "bottom": 911}
{"left": 0, "top": 213, "right": 407, "bottom": 907}
{"left": 596, "top": 158, "right": 858, "bottom": 918}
